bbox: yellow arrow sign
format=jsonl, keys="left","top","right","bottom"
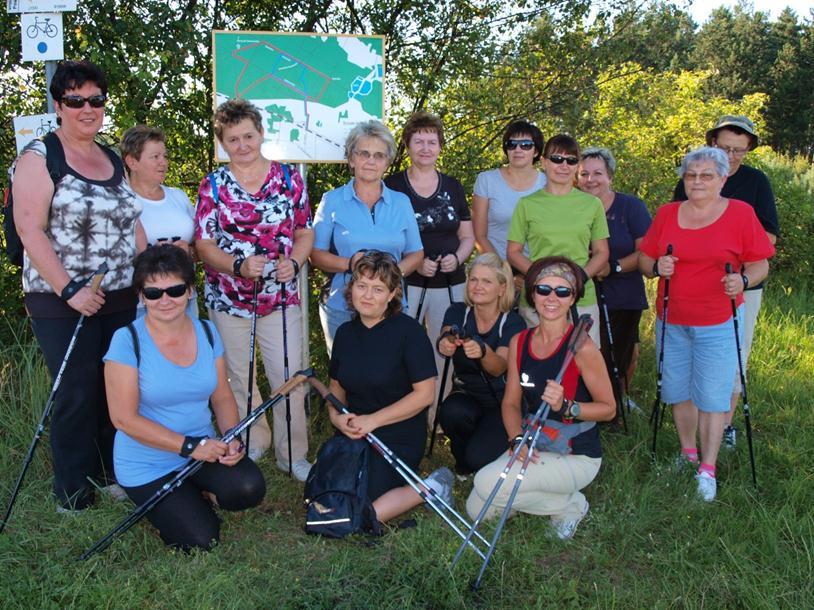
{"left": 17, "top": 128, "right": 34, "bottom": 136}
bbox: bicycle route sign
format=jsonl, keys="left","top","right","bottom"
{"left": 212, "top": 31, "right": 385, "bottom": 163}
{"left": 13, "top": 113, "right": 57, "bottom": 154}
{"left": 20, "top": 11, "right": 63, "bottom": 61}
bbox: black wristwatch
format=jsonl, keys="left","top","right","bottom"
{"left": 563, "top": 400, "right": 581, "bottom": 419}
{"left": 741, "top": 273, "right": 749, "bottom": 289}
{"left": 233, "top": 255, "right": 245, "bottom": 278}
{"left": 60, "top": 279, "right": 84, "bottom": 302}
{"left": 652, "top": 260, "right": 660, "bottom": 277}
{"left": 291, "top": 258, "right": 301, "bottom": 276}
{"left": 609, "top": 259, "right": 622, "bottom": 275}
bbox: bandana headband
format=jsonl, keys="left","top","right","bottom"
{"left": 535, "top": 263, "right": 577, "bottom": 290}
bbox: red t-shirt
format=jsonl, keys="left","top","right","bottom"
{"left": 640, "top": 199, "right": 775, "bottom": 326}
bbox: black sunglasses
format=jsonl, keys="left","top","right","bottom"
{"left": 506, "top": 139, "right": 535, "bottom": 151}
{"left": 142, "top": 284, "right": 187, "bottom": 300}
{"left": 547, "top": 154, "right": 579, "bottom": 166}
{"left": 534, "top": 284, "right": 574, "bottom": 298}
{"left": 61, "top": 94, "right": 107, "bottom": 109}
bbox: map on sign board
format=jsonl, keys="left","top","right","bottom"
{"left": 213, "top": 31, "right": 385, "bottom": 163}
{"left": 7, "top": 0, "right": 77, "bottom": 12}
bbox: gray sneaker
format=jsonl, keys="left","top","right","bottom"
{"left": 550, "top": 502, "right": 589, "bottom": 540}
{"left": 695, "top": 471, "right": 717, "bottom": 502}
{"left": 723, "top": 425, "right": 737, "bottom": 450}
{"left": 423, "top": 467, "right": 455, "bottom": 507}
{"left": 101, "top": 483, "right": 128, "bottom": 503}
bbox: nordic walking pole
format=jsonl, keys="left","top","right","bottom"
{"left": 414, "top": 277, "right": 429, "bottom": 321}
{"left": 650, "top": 244, "right": 673, "bottom": 455}
{"left": 1, "top": 262, "right": 108, "bottom": 534}
{"left": 596, "top": 280, "right": 627, "bottom": 432}
{"left": 278, "top": 243, "right": 293, "bottom": 477}
{"left": 244, "top": 246, "right": 263, "bottom": 454}
{"left": 80, "top": 370, "right": 313, "bottom": 560}
{"left": 307, "top": 375, "right": 491, "bottom": 558}
{"left": 725, "top": 263, "right": 758, "bottom": 487}
{"left": 451, "top": 315, "right": 592, "bottom": 574}
{"left": 428, "top": 347, "right": 453, "bottom": 457}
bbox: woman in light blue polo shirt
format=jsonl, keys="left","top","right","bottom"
{"left": 311, "top": 120, "right": 424, "bottom": 353}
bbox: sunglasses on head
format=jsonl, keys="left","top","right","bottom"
{"left": 506, "top": 139, "right": 535, "bottom": 151}
{"left": 534, "top": 284, "right": 574, "bottom": 298}
{"left": 142, "top": 284, "right": 187, "bottom": 300}
{"left": 60, "top": 94, "right": 107, "bottom": 109}
{"left": 547, "top": 154, "right": 579, "bottom": 166}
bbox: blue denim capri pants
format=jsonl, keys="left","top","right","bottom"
{"left": 655, "top": 305, "right": 744, "bottom": 413}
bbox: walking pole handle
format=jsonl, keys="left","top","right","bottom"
{"left": 725, "top": 263, "right": 733, "bottom": 274}
{"left": 88, "top": 261, "right": 108, "bottom": 292}
{"left": 666, "top": 244, "right": 673, "bottom": 256}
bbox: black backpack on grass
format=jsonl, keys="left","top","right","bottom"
{"left": 303, "top": 435, "right": 381, "bottom": 538}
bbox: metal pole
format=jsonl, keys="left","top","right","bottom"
{"left": 45, "top": 60, "right": 57, "bottom": 113}
{"left": 297, "top": 163, "right": 310, "bottom": 416}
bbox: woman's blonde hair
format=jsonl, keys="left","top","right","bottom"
{"left": 464, "top": 253, "right": 515, "bottom": 312}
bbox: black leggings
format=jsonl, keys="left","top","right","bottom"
{"left": 598, "top": 308, "right": 642, "bottom": 383}
{"left": 438, "top": 392, "right": 507, "bottom": 474}
{"left": 122, "top": 458, "right": 265, "bottom": 551}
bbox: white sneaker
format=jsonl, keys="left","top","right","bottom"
{"left": 550, "top": 502, "right": 589, "bottom": 540}
{"left": 627, "top": 398, "right": 644, "bottom": 414}
{"left": 248, "top": 446, "right": 267, "bottom": 462}
{"left": 101, "top": 483, "right": 128, "bottom": 503}
{"left": 423, "top": 467, "right": 455, "bottom": 507}
{"left": 695, "top": 471, "right": 717, "bottom": 502}
{"left": 277, "top": 459, "right": 312, "bottom": 482}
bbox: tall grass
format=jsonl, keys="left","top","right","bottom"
{"left": 0, "top": 284, "right": 811, "bottom": 608}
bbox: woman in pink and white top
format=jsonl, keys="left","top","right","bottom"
{"left": 194, "top": 99, "right": 314, "bottom": 481}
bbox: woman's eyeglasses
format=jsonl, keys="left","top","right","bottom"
{"left": 547, "top": 154, "right": 579, "bottom": 166}
{"left": 142, "top": 284, "right": 187, "bottom": 300}
{"left": 683, "top": 171, "right": 718, "bottom": 182}
{"left": 534, "top": 284, "right": 574, "bottom": 298}
{"left": 353, "top": 149, "right": 388, "bottom": 162}
{"left": 506, "top": 139, "right": 534, "bottom": 151}
{"left": 60, "top": 94, "right": 107, "bottom": 109}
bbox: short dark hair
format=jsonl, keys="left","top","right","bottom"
{"left": 524, "top": 256, "right": 585, "bottom": 307}
{"left": 50, "top": 60, "right": 108, "bottom": 101}
{"left": 132, "top": 244, "right": 196, "bottom": 293}
{"left": 714, "top": 126, "right": 758, "bottom": 149}
{"left": 401, "top": 111, "right": 445, "bottom": 148}
{"left": 502, "top": 120, "right": 544, "bottom": 163}
{"left": 345, "top": 251, "right": 403, "bottom": 318}
{"left": 543, "top": 134, "right": 580, "bottom": 159}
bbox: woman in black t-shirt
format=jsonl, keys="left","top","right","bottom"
{"left": 465, "top": 256, "right": 614, "bottom": 540}
{"left": 385, "top": 112, "right": 475, "bottom": 420}
{"left": 436, "top": 253, "right": 525, "bottom": 476}
{"left": 329, "top": 252, "right": 455, "bottom": 523}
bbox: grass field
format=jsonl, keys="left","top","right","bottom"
{"left": 0, "top": 283, "right": 812, "bottom": 609}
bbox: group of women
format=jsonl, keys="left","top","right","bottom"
{"left": 10, "top": 59, "right": 775, "bottom": 553}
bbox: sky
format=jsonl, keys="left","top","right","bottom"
{"left": 687, "top": 0, "right": 813, "bottom": 24}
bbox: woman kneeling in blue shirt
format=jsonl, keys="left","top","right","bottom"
{"left": 104, "top": 245, "right": 265, "bottom": 551}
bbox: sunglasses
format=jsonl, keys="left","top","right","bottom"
{"left": 61, "top": 94, "right": 107, "bottom": 109}
{"left": 506, "top": 139, "right": 535, "bottom": 151}
{"left": 534, "top": 284, "right": 574, "bottom": 298}
{"left": 547, "top": 154, "right": 579, "bottom": 166}
{"left": 142, "top": 284, "right": 187, "bottom": 300}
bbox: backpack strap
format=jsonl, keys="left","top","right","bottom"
{"left": 42, "top": 132, "right": 69, "bottom": 185}
{"left": 497, "top": 312, "right": 507, "bottom": 340}
{"left": 199, "top": 319, "right": 215, "bottom": 348}
{"left": 281, "top": 163, "right": 292, "bottom": 192}
{"left": 126, "top": 323, "right": 141, "bottom": 368}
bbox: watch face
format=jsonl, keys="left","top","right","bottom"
{"left": 614, "top": 263, "right": 622, "bottom": 273}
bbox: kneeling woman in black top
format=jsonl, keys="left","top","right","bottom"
{"left": 437, "top": 253, "right": 525, "bottom": 475}
{"left": 465, "top": 256, "right": 614, "bottom": 540}
{"left": 329, "top": 251, "right": 453, "bottom": 523}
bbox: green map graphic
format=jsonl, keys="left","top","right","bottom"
{"left": 213, "top": 31, "right": 385, "bottom": 163}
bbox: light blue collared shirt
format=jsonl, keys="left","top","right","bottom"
{"left": 313, "top": 179, "right": 423, "bottom": 312}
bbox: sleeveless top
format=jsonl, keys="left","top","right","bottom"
{"left": 12, "top": 137, "right": 141, "bottom": 317}
{"left": 516, "top": 326, "right": 601, "bottom": 458}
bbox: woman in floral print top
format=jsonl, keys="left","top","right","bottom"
{"left": 195, "top": 99, "right": 314, "bottom": 480}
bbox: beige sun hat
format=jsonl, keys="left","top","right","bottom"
{"left": 705, "top": 115, "right": 759, "bottom": 150}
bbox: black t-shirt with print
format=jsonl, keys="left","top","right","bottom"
{"left": 385, "top": 170, "right": 471, "bottom": 288}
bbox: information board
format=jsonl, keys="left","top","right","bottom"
{"left": 213, "top": 31, "right": 385, "bottom": 163}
